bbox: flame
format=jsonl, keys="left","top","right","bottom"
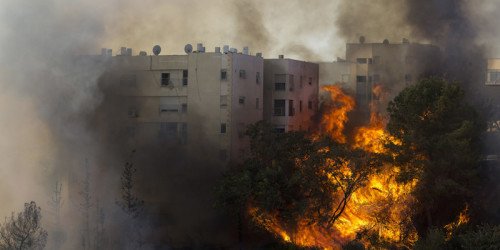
{"left": 249, "top": 85, "right": 417, "bottom": 249}
{"left": 317, "top": 85, "right": 355, "bottom": 143}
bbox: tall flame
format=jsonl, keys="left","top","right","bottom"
{"left": 249, "top": 85, "right": 417, "bottom": 249}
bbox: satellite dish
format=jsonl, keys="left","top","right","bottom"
{"left": 153, "top": 45, "right": 161, "bottom": 55}
{"left": 359, "top": 36, "right": 365, "bottom": 44}
{"left": 184, "top": 44, "right": 193, "bottom": 53}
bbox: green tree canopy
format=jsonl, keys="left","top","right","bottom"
{"left": 386, "top": 77, "right": 485, "bottom": 235}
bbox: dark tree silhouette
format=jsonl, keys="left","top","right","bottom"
{"left": 0, "top": 201, "right": 48, "bottom": 250}
{"left": 116, "top": 150, "right": 144, "bottom": 218}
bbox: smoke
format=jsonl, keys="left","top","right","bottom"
{"left": 1, "top": 0, "right": 499, "bottom": 248}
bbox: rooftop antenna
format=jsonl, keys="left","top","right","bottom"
{"left": 153, "top": 45, "right": 161, "bottom": 55}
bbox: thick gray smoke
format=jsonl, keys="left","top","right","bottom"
{"left": 1, "top": 0, "right": 499, "bottom": 248}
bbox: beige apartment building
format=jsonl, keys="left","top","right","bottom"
{"left": 100, "top": 44, "right": 264, "bottom": 163}
{"left": 486, "top": 59, "right": 500, "bottom": 85}
{"left": 263, "top": 56, "right": 319, "bottom": 132}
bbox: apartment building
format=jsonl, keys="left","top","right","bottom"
{"left": 99, "top": 44, "right": 264, "bottom": 163}
{"left": 486, "top": 59, "right": 500, "bottom": 85}
{"left": 346, "top": 39, "right": 440, "bottom": 106}
{"left": 263, "top": 56, "right": 319, "bottom": 132}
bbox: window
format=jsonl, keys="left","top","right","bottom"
{"left": 299, "top": 100, "right": 302, "bottom": 112}
{"left": 159, "top": 97, "right": 179, "bottom": 112}
{"left": 159, "top": 122, "right": 178, "bottom": 141}
{"left": 275, "top": 82, "right": 286, "bottom": 90}
{"left": 356, "top": 58, "right": 367, "bottom": 64}
{"left": 181, "top": 103, "right": 187, "bottom": 113}
{"left": 239, "top": 97, "right": 245, "bottom": 104}
{"left": 368, "top": 58, "right": 373, "bottom": 64}
{"left": 490, "top": 72, "right": 500, "bottom": 82}
{"left": 356, "top": 75, "right": 367, "bottom": 83}
{"left": 120, "top": 74, "right": 137, "bottom": 87}
{"left": 220, "top": 123, "right": 226, "bottom": 133}
{"left": 308, "top": 101, "right": 312, "bottom": 110}
{"left": 342, "top": 74, "right": 350, "bottom": 83}
{"left": 182, "top": 70, "right": 188, "bottom": 86}
{"left": 256, "top": 72, "right": 260, "bottom": 83}
{"left": 221, "top": 69, "right": 227, "bottom": 80}
{"left": 288, "top": 100, "right": 294, "bottom": 116}
{"left": 239, "top": 70, "right": 246, "bottom": 79}
{"left": 274, "top": 100, "right": 286, "bottom": 116}
{"left": 289, "top": 75, "right": 294, "bottom": 91}
{"left": 220, "top": 95, "right": 227, "bottom": 107}
{"left": 161, "top": 73, "right": 170, "bottom": 86}
{"left": 256, "top": 98, "right": 259, "bottom": 109}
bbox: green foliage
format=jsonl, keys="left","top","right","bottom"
{"left": 215, "top": 121, "right": 381, "bottom": 238}
{"left": 0, "top": 201, "right": 48, "bottom": 250}
{"left": 386, "top": 77, "right": 485, "bottom": 234}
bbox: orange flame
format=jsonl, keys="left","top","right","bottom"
{"left": 250, "top": 85, "right": 417, "bottom": 249}
{"left": 318, "top": 86, "right": 355, "bottom": 143}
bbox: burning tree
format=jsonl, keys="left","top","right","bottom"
{"left": 386, "top": 77, "right": 485, "bottom": 236}
{"left": 0, "top": 201, "right": 48, "bottom": 250}
{"left": 216, "top": 121, "right": 382, "bottom": 246}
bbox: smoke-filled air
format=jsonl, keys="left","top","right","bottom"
{"left": 0, "top": 0, "right": 500, "bottom": 249}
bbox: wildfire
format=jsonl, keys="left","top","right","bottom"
{"left": 249, "top": 85, "right": 418, "bottom": 249}
{"left": 317, "top": 85, "right": 355, "bottom": 143}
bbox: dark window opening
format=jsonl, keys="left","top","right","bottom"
{"left": 299, "top": 100, "right": 302, "bottom": 112}
{"left": 182, "top": 70, "right": 188, "bottom": 86}
{"left": 239, "top": 70, "right": 246, "bottom": 79}
{"left": 356, "top": 75, "right": 367, "bottom": 83}
{"left": 308, "top": 101, "right": 312, "bottom": 110}
{"left": 256, "top": 72, "right": 260, "bottom": 83}
{"left": 256, "top": 98, "right": 259, "bottom": 109}
{"left": 221, "top": 70, "right": 227, "bottom": 80}
{"left": 275, "top": 82, "right": 286, "bottom": 90}
{"left": 288, "top": 100, "right": 294, "bottom": 116}
{"left": 182, "top": 103, "right": 187, "bottom": 113}
{"left": 221, "top": 123, "right": 226, "bottom": 133}
{"left": 161, "top": 73, "right": 170, "bottom": 86}
{"left": 274, "top": 100, "right": 286, "bottom": 116}
{"left": 239, "top": 97, "right": 245, "bottom": 104}
{"left": 357, "top": 58, "right": 367, "bottom": 64}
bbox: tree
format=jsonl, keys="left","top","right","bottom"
{"left": 216, "top": 121, "right": 381, "bottom": 242}
{"left": 116, "top": 150, "right": 143, "bottom": 219}
{"left": 80, "top": 159, "right": 93, "bottom": 250}
{"left": 0, "top": 201, "right": 48, "bottom": 250}
{"left": 386, "top": 77, "right": 485, "bottom": 235}
{"left": 116, "top": 150, "right": 144, "bottom": 249}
